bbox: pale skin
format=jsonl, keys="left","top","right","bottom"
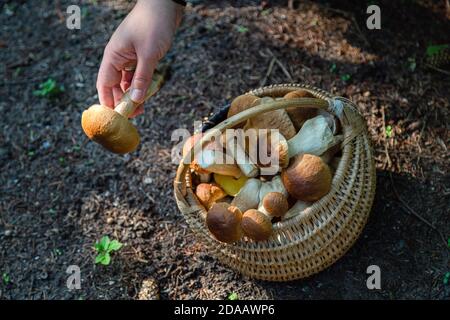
{"left": 97, "top": 0, "right": 184, "bottom": 117}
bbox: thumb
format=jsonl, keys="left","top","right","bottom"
{"left": 129, "top": 57, "right": 156, "bottom": 104}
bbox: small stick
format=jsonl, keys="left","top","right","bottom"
{"left": 260, "top": 57, "right": 276, "bottom": 87}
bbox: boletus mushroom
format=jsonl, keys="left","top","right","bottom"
{"left": 195, "top": 183, "right": 227, "bottom": 210}
{"left": 81, "top": 66, "right": 165, "bottom": 154}
{"left": 284, "top": 89, "right": 318, "bottom": 130}
{"left": 206, "top": 203, "right": 243, "bottom": 243}
{"left": 244, "top": 97, "right": 297, "bottom": 139}
{"left": 241, "top": 209, "right": 273, "bottom": 241}
{"left": 258, "top": 192, "right": 289, "bottom": 218}
{"left": 281, "top": 154, "right": 332, "bottom": 202}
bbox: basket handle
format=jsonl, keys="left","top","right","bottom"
{"left": 174, "top": 97, "right": 330, "bottom": 199}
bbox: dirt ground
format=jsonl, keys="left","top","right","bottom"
{"left": 0, "top": 0, "right": 449, "bottom": 300}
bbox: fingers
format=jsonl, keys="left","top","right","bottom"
{"left": 112, "top": 85, "right": 124, "bottom": 106}
{"left": 129, "top": 56, "right": 156, "bottom": 104}
{"left": 96, "top": 54, "right": 122, "bottom": 108}
{"left": 130, "top": 104, "right": 144, "bottom": 118}
{"left": 120, "top": 70, "right": 134, "bottom": 92}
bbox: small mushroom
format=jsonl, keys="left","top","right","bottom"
{"left": 281, "top": 154, "right": 332, "bottom": 202}
{"left": 206, "top": 203, "right": 243, "bottom": 243}
{"left": 231, "top": 178, "right": 262, "bottom": 212}
{"left": 284, "top": 90, "right": 318, "bottom": 130}
{"left": 241, "top": 209, "right": 273, "bottom": 241}
{"left": 195, "top": 183, "right": 227, "bottom": 210}
{"left": 214, "top": 173, "right": 248, "bottom": 196}
{"left": 258, "top": 192, "right": 289, "bottom": 218}
{"left": 244, "top": 97, "right": 297, "bottom": 139}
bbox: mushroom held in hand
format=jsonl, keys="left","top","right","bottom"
{"left": 282, "top": 154, "right": 332, "bottom": 202}
{"left": 206, "top": 203, "right": 243, "bottom": 243}
{"left": 259, "top": 192, "right": 289, "bottom": 218}
{"left": 241, "top": 209, "right": 273, "bottom": 241}
{"left": 196, "top": 183, "right": 227, "bottom": 210}
{"left": 81, "top": 66, "right": 165, "bottom": 154}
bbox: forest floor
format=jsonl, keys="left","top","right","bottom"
{"left": 0, "top": 0, "right": 449, "bottom": 299}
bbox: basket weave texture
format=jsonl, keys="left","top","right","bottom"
{"left": 174, "top": 84, "right": 376, "bottom": 281}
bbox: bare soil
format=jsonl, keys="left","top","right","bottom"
{"left": 0, "top": 0, "right": 449, "bottom": 299}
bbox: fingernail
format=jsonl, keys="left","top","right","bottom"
{"left": 130, "top": 88, "right": 144, "bottom": 103}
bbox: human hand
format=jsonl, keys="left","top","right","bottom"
{"left": 96, "top": 0, "right": 183, "bottom": 117}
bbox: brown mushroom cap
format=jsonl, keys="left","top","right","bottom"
{"left": 227, "top": 94, "right": 260, "bottom": 119}
{"left": 281, "top": 154, "right": 332, "bottom": 202}
{"left": 262, "top": 192, "right": 289, "bottom": 217}
{"left": 284, "top": 90, "right": 318, "bottom": 131}
{"left": 206, "top": 203, "right": 243, "bottom": 243}
{"left": 196, "top": 183, "right": 227, "bottom": 210}
{"left": 241, "top": 209, "right": 273, "bottom": 241}
{"left": 81, "top": 104, "right": 140, "bottom": 154}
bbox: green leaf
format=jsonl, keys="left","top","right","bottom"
{"left": 444, "top": 272, "right": 450, "bottom": 285}
{"left": 227, "top": 292, "right": 238, "bottom": 300}
{"left": 94, "top": 236, "right": 110, "bottom": 252}
{"left": 33, "top": 78, "right": 64, "bottom": 97}
{"left": 341, "top": 74, "right": 351, "bottom": 82}
{"left": 236, "top": 25, "right": 248, "bottom": 33}
{"left": 95, "top": 252, "right": 111, "bottom": 265}
{"left": 385, "top": 125, "right": 393, "bottom": 138}
{"left": 447, "top": 238, "right": 450, "bottom": 248}
{"left": 107, "top": 240, "right": 123, "bottom": 252}
{"left": 426, "top": 44, "right": 449, "bottom": 57}
{"left": 2, "top": 273, "right": 10, "bottom": 285}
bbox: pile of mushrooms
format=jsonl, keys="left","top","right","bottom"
{"left": 185, "top": 90, "right": 343, "bottom": 243}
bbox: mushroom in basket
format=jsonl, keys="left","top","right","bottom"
{"left": 206, "top": 203, "right": 243, "bottom": 244}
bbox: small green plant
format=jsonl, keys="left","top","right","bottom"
{"left": 329, "top": 63, "right": 337, "bottom": 73}
{"left": 227, "top": 292, "right": 238, "bottom": 300}
{"left": 341, "top": 74, "right": 351, "bottom": 82}
{"left": 426, "top": 44, "right": 449, "bottom": 57}
{"left": 385, "top": 125, "right": 393, "bottom": 138}
{"left": 33, "top": 78, "right": 64, "bottom": 98}
{"left": 94, "top": 236, "right": 123, "bottom": 266}
{"left": 235, "top": 25, "right": 249, "bottom": 33}
{"left": 444, "top": 272, "right": 450, "bottom": 285}
{"left": 2, "top": 272, "right": 10, "bottom": 285}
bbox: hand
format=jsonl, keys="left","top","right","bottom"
{"left": 96, "top": 0, "right": 183, "bottom": 117}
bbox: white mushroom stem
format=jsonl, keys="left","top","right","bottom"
{"left": 283, "top": 200, "right": 312, "bottom": 220}
{"left": 287, "top": 115, "right": 337, "bottom": 159}
{"left": 231, "top": 178, "right": 261, "bottom": 212}
{"left": 225, "top": 136, "right": 259, "bottom": 178}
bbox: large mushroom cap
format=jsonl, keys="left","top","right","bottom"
{"left": 241, "top": 209, "right": 273, "bottom": 241}
{"left": 262, "top": 192, "right": 289, "bottom": 218}
{"left": 81, "top": 104, "right": 139, "bottom": 154}
{"left": 206, "top": 203, "right": 243, "bottom": 243}
{"left": 281, "top": 154, "right": 332, "bottom": 202}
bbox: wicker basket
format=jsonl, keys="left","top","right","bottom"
{"left": 174, "top": 84, "right": 376, "bottom": 281}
